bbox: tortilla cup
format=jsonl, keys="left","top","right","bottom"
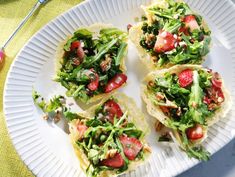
{"left": 56, "top": 23, "right": 128, "bottom": 104}
{"left": 69, "top": 92, "right": 151, "bottom": 177}
{"left": 141, "top": 64, "right": 231, "bottom": 147}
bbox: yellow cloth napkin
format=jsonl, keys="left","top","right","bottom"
{"left": 0, "top": 0, "right": 82, "bottom": 176}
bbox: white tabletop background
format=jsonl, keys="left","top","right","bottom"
{"left": 178, "top": 0, "right": 235, "bottom": 177}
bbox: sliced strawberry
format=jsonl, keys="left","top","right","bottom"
{"left": 87, "top": 69, "right": 99, "bottom": 91}
{"left": 212, "top": 86, "right": 224, "bottom": 100}
{"left": 70, "top": 41, "right": 85, "bottom": 60}
{"left": 154, "top": 30, "right": 176, "bottom": 53}
{"left": 203, "top": 96, "right": 211, "bottom": 105}
{"left": 178, "top": 26, "right": 190, "bottom": 36}
{"left": 119, "top": 135, "right": 143, "bottom": 160}
{"left": 183, "top": 15, "right": 200, "bottom": 32}
{"left": 103, "top": 100, "right": 123, "bottom": 123}
{"left": 211, "top": 72, "right": 222, "bottom": 88}
{"left": 104, "top": 73, "right": 127, "bottom": 93}
{"left": 186, "top": 124, "right": 204, "bottom": 140}
{"left": 101, "top": 153, "right": 124, "bottom": 168}
{"left": 70, "top": 41, "right": 80, "bottom": 51}
{"left": 178, "top": 69, "right": 193, "bottom": 88}
{"left": 76, "top": 122, "right": 88, "bottom": 139}
{"left": 77, "top": 45, "right": 85, "bottom": 60}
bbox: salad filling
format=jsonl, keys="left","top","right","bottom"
{"left": 142, "top": 65, "right": 230, "bottom": 160}
{"left": 129, "top": 0, "right": 211, "bottom": 69}
{"left": 56, "top": 24, "right": 128, "bottom": 103}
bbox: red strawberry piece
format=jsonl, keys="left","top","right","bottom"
{"left": 119, "top": 135, "right": 143, "bottom": 160}
{"left": 101, "top": 153, "right": 124, "bottom": 168}
{"left": 186, "top": 124, "right": 203, "bottom": 140}
{"left": 103, "top": 100, "right": 123, "bottom": 123}
{"left": 211, "top": 72, "right": 222, "bottom": 88}
{"left": 203, "top": 96, "right": 211, "bottom": 105}
{"left": 70, "top": 41, "right": 85, "bottom": 60}
{"left": 104, "top": 73, "right": 127, "bottom": 93}
{"left": 70, "top": 41, "right": 80, "bottom": 51}
{"left": 87, "top": 69, "right": 99, "bottom": 91}
{"left": 183, "top": 15, "right": 200, "bottom": 32}
{"left": 178, "top": 26, "right": 190, "bottom": 36}
{"left": 77, "top": 122, "right": 88, "bottom": 139}
{"left": 178, "top": 69, "right": 193, "bottom": 88}
{"left": 154, "top": 30, "right": 176, "bottom": 53}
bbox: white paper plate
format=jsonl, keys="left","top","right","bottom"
{"left": 3, "top": 0, "right": 235, "bottom": 176}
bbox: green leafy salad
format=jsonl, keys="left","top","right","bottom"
{"left": 56, "top": 25, "right": 128, "bottom": 103}
{"left": 32, "top": 91, "right": 150, "bottom": 177}
{"left": 142, "top": 65, "right": 228, "bottom": 160}
{"left": 129, "top": 0, "right": 211, "bottom": 68}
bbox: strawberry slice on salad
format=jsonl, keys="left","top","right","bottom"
{"left": 119, "top": 135, "right": 143, "bottom": 160}
{"left": 87, "top": 69, "right": 99, "bottom": 91}
{"left": 76, "top": 121, "right": 88, "bottom": 140}
{"left": 103, "top": 100, "right": 123, "bottom": 123}
{"left": 101, "top": 153, "right": 124, "bottom": 168}
{"left": 186, "top": 124, "right": 204, "bottom": 140}
{"left": 105, "top": 73, "right": 127, "bottom": 93}
{"left": 154, "top": 30, "right": 176, "bottom": 53}
{"left": 178, "top": 69, "right": 193, "bottom": 87}
{"left": 70, "top": 41, "right": 85, "bottom": 60}
{"left": 183, "top": 15, "right": 200, "bottom": 32}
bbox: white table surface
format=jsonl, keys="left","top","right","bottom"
{"left": 177, "top": 0, "right": 235, "bottom": 177}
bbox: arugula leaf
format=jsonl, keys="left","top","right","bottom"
{"left": 100, "top": 28, "right": 126, "bottom": 40}
{"left": 148, "top": 8, "right": 174, "bottom": 19}
{"left": 63, "top": 109, "right": 78, "bottom": 121}
{"left": 74, "top": 28, "right": 93, "bottom": 39}
{"left": 63, "top": 37, "right": 77, "bottom": 51}
{"left": 83, "top": 38, "right": 118, "bottom": 67}
{"left": 115, "top": 42, "right": 127, "bottom": 66}
{"left": 45, "top": 96, "right": 64, "bottom": 112}
{"left": 186, "top": 146, "right": 210, "bottom": 161}
{"left": 163, "top": 19, "right": 181, "bottom": 33}
{"left": 188, "top": 71, "right": 204, "bottom": 124}
{"left": 32, "top": 89, "right": 46, "bottom": 111}
{"left": 200, "top": 36, "right": 211, "bottom": 56}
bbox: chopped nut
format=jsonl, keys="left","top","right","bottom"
{"left": 54, "top": 112, "right": 61, "bottom": 123}
{"left": 105, "top": 149, "right": 118, "bottom": 159}
{"left": 148, "top": 81, "right": 155, "bottom": 87}
{"left": 176, "top": 107, "right": 182, "bottom": 116}
{"left": 208, "top": 103, "right": 217, "bottom": 111}
{"left": 100, "top": 54, "right": 112, "bottom": 72}
{"left": 156, "top": 92, "right": 164, "bottom": 100}
{"left": 151, "top": 55, "right": 158, "bottom": 63}
{"left": 217, "top": 97, "right": 224, "bottom": 103}
{"left": 43, "top": 114, "right": 49, "bottom": 120}
{"left": 145, "top": 33, "right": 156, "bottom": 46}
{"left": 143, "top": 144, "right": 152, "bottom": 153}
